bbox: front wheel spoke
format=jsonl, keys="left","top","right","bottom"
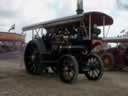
{"left": 96, "top": 68, "right": 101, "bottom": 75}
{"left": 92, "top": 70, "right": 97, "bottom": 78}
{"left": 91, "top": 71, "right": 95, "bottom": 78}
{"left": 88, "top": 70, "right": 93, "bottom": 77}
{"left": 84, "top": 55, "right": 103, "bottom": 80}
{"left": 91, "top": 71, "right": 94, "bottom": 77}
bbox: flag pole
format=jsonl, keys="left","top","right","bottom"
{"left": 8, "top": 24, "right": 15, "bottom": 33}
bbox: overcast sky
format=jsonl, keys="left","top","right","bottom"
{"left": 0, "top": 0, "right": 128, "bottom": 41}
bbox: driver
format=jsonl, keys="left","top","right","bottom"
{"left": 92, "top": 24, "right": 101, "bottom": 39}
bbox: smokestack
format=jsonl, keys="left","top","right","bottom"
{"left": 76, "top": 0, "right": 84, "bottom": 14}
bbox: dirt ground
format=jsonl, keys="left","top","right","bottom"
{"left": 0, "top": 53, "right": 128, "bottom": 96}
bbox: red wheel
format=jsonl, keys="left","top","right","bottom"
{"left": 102, "top": 53, "right": 114, "bottom": 70}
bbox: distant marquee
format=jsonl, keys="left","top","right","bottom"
{"left": 0, "top": 32, "right": 25, "bottom": 42}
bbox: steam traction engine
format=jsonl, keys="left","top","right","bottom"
{"left": 23, "top": 11, "right": 113, "bottom": 83}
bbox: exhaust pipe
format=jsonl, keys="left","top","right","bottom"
{"left": 76, "top": 0, "right": 84, "bottom": 14}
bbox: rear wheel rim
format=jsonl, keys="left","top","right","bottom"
{"left": 61, "top": 58, "right": 75, "bottom": 81}
{"left": 59, "top": 55, "right": 78, "bottom": 83}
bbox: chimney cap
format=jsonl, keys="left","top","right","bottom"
{"left": 76, "top": 0, "right": 84, "bottom": 14}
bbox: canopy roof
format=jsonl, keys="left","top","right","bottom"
{"left": 23, "top": 11, "right": 113, "bottom": 31}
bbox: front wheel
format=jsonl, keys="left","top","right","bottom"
{"left": 59, "top": 55, "right": 79, "bottom": 83}
{"left": 85, "top": 54, "right": 104, "bottom": 80}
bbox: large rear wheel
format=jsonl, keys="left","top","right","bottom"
{"left": 24, "top": 42, "right": 43, "bottom": 75}
{"left": 85, "top": 54, "right": 104, "bottom": 80}
{"left": 59, "top": 55, "right": 79, "bottom": 83}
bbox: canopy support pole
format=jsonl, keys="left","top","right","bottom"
{"left": 103, "top": 16, "right": 106, "bottom": 38}
{"left": 89, "top": 14, "right": 92, "bottom": 40}
{"left": 32, "top": 30, "right": 34, "bottom": 39}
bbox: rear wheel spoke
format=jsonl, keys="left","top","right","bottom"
{"left": 59, "top": 55, "right": 78, "bottom": 83}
